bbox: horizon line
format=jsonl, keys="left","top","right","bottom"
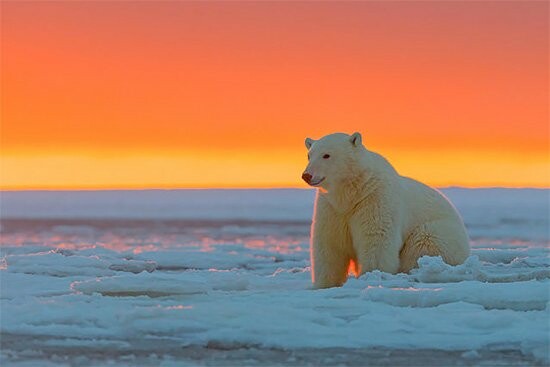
{"left": 1, "top": 185, "right": 549, "bottom": 192}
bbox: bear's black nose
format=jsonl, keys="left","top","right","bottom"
{"left": 302, "top": 172, "right": 312, "bottom": 184}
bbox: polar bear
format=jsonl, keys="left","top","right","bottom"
{"left": 302, "top": 132, "right": 470, "bottom": 288}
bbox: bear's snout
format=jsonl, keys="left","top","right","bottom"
{"left": 302, "top": 172, "right": 312, "bottom": 184}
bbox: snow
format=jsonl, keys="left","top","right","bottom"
{"left": 1, "top": 188, "right": 549, "bottom": 365}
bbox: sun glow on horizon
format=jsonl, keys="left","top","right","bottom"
{"left": 1, "top": 146, "right": 548, "bottom": 190}
{"left": 1, "top": 2, "right": 548, "bottom": 190}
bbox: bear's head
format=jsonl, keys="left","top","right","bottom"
{"left": 302, "top": 132, "right": 363, "bottom": 191}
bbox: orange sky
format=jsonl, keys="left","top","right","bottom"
{"left": 1, "top": 1, "right": 548, "bottom": 189}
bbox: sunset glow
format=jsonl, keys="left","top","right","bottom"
{"left": 1, "top": 2, "right": 548, "bottom": 189}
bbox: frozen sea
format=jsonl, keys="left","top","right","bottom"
{"left": 1, "top": 188, "right": 549, "bottom": 366}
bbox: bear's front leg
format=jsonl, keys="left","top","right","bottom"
{"left": 348, "top": 206, "right": 401, "bottom": 275}
{"left": 353, "top": 233, "right": 401, "bottom": 275}
{"left": 310, "top": 196, "right": 352, "bottom": 289}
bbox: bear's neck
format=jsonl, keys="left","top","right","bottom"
{"left": 323, "top": 174, "right": 381, "bottom": 215}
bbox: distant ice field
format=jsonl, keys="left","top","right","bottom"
{"left": 1, "top": 188, "right": 548, "bottom": 366}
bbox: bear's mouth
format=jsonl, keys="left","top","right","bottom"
{"left": 309, "top": 177, "right": 325, "bottom": 187}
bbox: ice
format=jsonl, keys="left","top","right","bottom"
{"left": 1, "top": 188, "right": 549, "bottom": 365}
{"left": 5, "top": 249, "right": 156, "bottom": 277}
{"left": 0, "top": 189, "right": 316, "bottom": 221}
{"left": 363, "top": 277, "right": 548, "bottom": 311}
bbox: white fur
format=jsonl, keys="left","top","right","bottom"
{"left": 303, "top": 132, "right": 470, "bottom": 289}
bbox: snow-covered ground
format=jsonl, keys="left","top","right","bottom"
{"left": 1, "top": 188, "right": 548, "bottom": 366}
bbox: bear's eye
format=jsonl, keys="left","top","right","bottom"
{"left": 323, "top": 154, "right": 330, "bottom": 159}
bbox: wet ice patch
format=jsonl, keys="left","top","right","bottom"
{"left": 71, "top": 271, "right": 249, "bottom": 297}
{"left": 130, "top": 250, "right": 247, "bottom": 271}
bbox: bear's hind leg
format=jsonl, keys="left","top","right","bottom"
{"left": 399, "top": 219, "right": 470, "bottom": 273}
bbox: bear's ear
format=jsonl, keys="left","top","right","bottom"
{"left": 305, "top": 138, "right": 315, "bottom": 149}
{"left": 350, "top": 132, "right": 362, "bottom": 147}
